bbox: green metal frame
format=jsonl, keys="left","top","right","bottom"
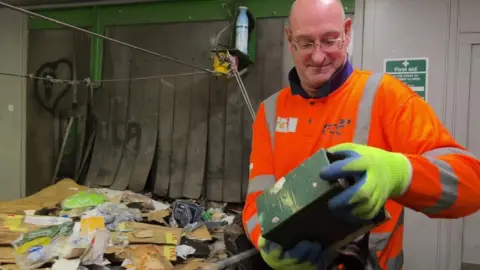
{"left": 28, "top": 0, "right": 355, "bottom": 78}
{"left": 29, "top": 0, "right": 355, "bottom": 29}
{"left": 90, "top": 6, "right": 104, "bottom": 81}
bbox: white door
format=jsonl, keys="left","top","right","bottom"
{"left": 449, "top": 34, "right": 480, "bottom": 270}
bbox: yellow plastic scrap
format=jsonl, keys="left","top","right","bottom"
{"left": 213, "top": 53, "right": 230, "bottom": 76}
{"left": 3, "top": 215, "right": 27, "bottom": 232}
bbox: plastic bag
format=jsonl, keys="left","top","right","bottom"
{"left": 61, "top": 190, "right": 106, "bottom": 210}
{"left": 82, "top": 202, "right": 142, "bottom": 231}
{"left": 12, "top": 222, "right": 74, "bottom": 270}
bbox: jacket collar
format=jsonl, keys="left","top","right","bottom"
{"left": 288, "top": 58, "right": 354, "bottom": 98}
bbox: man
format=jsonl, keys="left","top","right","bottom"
{"left": 242, "top": 0, "right": 480, "bottom": 269}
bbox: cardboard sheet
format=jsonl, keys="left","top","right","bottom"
{"left": 0, "top": 215, "right": 44, "bottom": 245}
{"left": 142, "top": 210, "right": 170, "bottom": 225}
{"left": 172, "top": 259, "right": 216, "bottom": 270}
{"left": 127, "top": 229, "right": 178, "bottom": 245}
{"left": 0, "top": 246, "right": 15, "bottom": 264}
{"left": 127, "top": 245, "right": 175, "bottom": 269}
{"left": 120, "top": 222, "right": 212, "bottom": 243}
{"left": 0, "top": 179, "right": 87, "bottom": 215}
{"left": 106, "top": 245, "right": 176, "bottom": 262}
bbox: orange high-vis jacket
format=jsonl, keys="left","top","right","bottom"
{"left": 242, "top": 70, "right": 480, "bottom": 270}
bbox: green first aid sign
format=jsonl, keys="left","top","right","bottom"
{"left": 384, "top": 58, "right": 428, "bottom": 101}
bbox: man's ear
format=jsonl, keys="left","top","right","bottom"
{"left": 344, "top": 18, "right": 353, "bottom": 41}
{"left": 286, "top": 26, "right": 297, "bottom": 51}
{"left": 285, "top": 26, "right": 293, "bottom": 43}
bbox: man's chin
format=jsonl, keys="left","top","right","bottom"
{"left": 307, "top": 73, "right": 333, "bottom": 86}
{"left": 308, "top": 65, "right": 334, "bottom": 74}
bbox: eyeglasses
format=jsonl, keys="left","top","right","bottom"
{"left": 292, "top": 36, "right": 345, "bottom": 53}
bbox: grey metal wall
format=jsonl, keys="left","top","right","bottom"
{"left": 0, "top": 8, "right": 27, "bottom": 201}
{"left": 24, "top": 19, "right": 286, "bottom": 202}
{"left": 25, "top": 28, "right": 91, "bottom": 195}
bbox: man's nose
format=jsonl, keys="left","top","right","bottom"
{"left": 311, "top": 46, "right": 326, "bottom": 64}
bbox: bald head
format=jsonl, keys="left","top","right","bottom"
{"left": 288, "top": 0, "right": 345, "bottom": 29}
{"left": 285, "top": 0, "right": 352, "bottom": 95}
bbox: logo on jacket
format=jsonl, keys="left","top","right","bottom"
{"left": 275, "top": 117, "right": 298, "bottom": 133}
{"left": 323, "top": 118, "right": 351, "bottom": 135}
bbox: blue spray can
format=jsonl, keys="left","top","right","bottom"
{"left": 235, "top": 6, "right": 249, "bottom": 55}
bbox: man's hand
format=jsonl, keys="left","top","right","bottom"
{"left": 320, "top": 143, "right": 411, "bottom": 222}
{"left": 258, "top": 236, "right": 325, "bottom": 270}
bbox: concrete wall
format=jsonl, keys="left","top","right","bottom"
{"left": 0, "top": 8, "right": 27, "bottom": 201}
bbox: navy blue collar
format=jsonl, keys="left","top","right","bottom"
{"left": 288, "top": 60, "right": 354, "bottom": 98}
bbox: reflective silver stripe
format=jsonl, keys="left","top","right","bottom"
{"left": 369, "top": 232, "right": 390, "bottom": 251}
{"left": 246, "top": 214, "right": 259, "bottom": 238}
{"left": 386, "top": 250, "right": 404, "bottom": 270}
{"left": 367, "top": 251, "right": 403, "bottom": 270}
{"left": 263, "top": 92, "right": 280, "bottom": 148}
{"left": 423, "top": 147, "right": 477, "bottom": 159}
{"left": 353, "top": 73, "right": 384, "bottom": 144}
{"left": 369, "top": 211, "right": 405, "bottom": 268}
{"left": 423, "top": 157, "right": 459, "bottom": 214}
{"left": 247, "top": 174, "right": 276, "bottom": 194}
{"left": 397, "top": 209, "right": 405, "bottom": 225}
{"left": 369, "top": 209, "right": 404, "bottom": 252}
{"left": 366, "top": 256, "right": 382, "bottom": 270}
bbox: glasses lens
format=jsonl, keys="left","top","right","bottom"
{"left": 323, "top": 40, "right": 343, "bottom": 52}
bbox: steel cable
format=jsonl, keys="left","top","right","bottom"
{"left": 0, "top": 71, "right": 208, "bottom": 86}
{"left": 226, "top": 55, "right": 256, "bottom": 120}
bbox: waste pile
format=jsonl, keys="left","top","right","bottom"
{"left": 0, "top": 179, "right": 248, "bottom": 270}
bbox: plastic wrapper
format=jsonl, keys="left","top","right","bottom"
{"left": 81, "top": 230, "right": 110, "bottom": 266}
{"left": 61, "top": 190, "right": 106, "bottom": 210}
{"left": 11, "top": 222, "right": 74, "bottom": 270}
{"left": 82, "top": 202, "right": 142, "bottom": 231}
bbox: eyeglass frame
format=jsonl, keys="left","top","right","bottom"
{"left": 291, "top": 34, "right": 346, "bottom": 53}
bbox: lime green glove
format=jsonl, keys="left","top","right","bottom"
{"left": 258, "top": 236, "right": 325, "bottom": 270}
{"left": 319, "top": 143, "right": 411, "bottom": 221}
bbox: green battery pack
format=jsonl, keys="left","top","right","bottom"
{"left": 256, "top": 148, "right": 390, "bottom": 252}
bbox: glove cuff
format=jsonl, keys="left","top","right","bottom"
{"left": 389, "top": 153, "right": 413, "bottom": 197}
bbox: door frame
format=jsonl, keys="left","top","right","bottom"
{"left": 445, "top": 33, "right": 480, "bottom": 270}
{"left": 353, "top": 0, "right": 479, "bottom": 268}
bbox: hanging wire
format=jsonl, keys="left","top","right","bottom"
{"left": 225, "top": 53, "right": 256, "bottom": 120}
{"left": 0, "top": 1, "right": 214, "bottom": 74}
{"left": 0, "top": 71, "right": 208, "bottom": 86}
{"left": 0, "top": 71, "right": 90, "bottom": 85}
{"left": 96, "top": 71, "right": 208, "bottom": 83}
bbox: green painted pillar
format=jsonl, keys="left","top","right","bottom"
{"left": 90, "top": 6, "right": 104, "bottom": 82}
